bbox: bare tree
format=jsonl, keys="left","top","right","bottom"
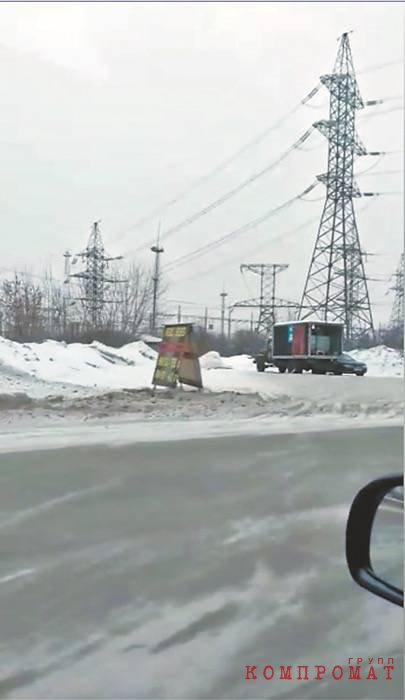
{"left": 0, "top": 273, "right": 44, "bottom": 341}
{"left": 103, "top": 263, "right": 154, "bottom": 336}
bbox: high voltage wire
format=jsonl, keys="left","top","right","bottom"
{"left": 360, "top": 105, "right": 404, "bottom": 120}
{"left": 359, "top": 169, "right": 402, "bottom": 177}
{"left": 162, "top": 181, "right": 399, "bottom": 277}
{"left": 170, "top": 217, "right": 320, "bottom": 287}
{"left": 357, "top": 58, "right": 403, "bottom": 74}
{"left": 110, "top": 84, "right": 322, "bottom": 248}
{"left": 165, "top": 184, "right": 401, "bottom": 275}
{"left": 102, "top": 58, "right": 402, "bottom": 254}
{"left": 163, "top": 182, "right": 318, "bottom": 274}
{"left": 107, "top": 59, "right": 401, "bottom": 246}
{"left": 127, "top": 107, "right": 400, "bottom": 257}
{"left": 128, "top": 127, "right": 316, "bottom": 257}
{"left": 168, "top": 196, "right": 379, "bottom": 288}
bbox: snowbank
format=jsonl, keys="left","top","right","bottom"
{"left": 0, "top": 337, "right": 156, "bottom": 397}
{"left": 200, "top": 351, "right": 231, "bottom": 370}
{"left": 350, "top": 345, "right": 404, "bottom": 378}
{"left": 0, "top": 338, "right": 402, "bottom": 425}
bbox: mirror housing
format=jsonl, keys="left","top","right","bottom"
{"left": 346, "top": 475, "right": 403, "bottom": 607}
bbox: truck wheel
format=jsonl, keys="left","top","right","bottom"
{"left": 278, "top": 366, "right": 286, "bottom": 374}
{"left": 312, "top": 368, "right": 325, "bottom": 375}
{"left": 334, "top": 371, "right": 342, "bottom": 376}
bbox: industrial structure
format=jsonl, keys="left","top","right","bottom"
{"left": 69, "top": 221, "right": 123, "bottom": 329}
{"left": 299, "top": 32, "right": 375, "bottom": 344}
{"left": 389, "top": 252, "right": 404, "bottom": 331}
{"left": 228, "top": 263, "right": 298, "bottom": 342}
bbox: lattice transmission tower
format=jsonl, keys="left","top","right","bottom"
{"left": 234, "top": 263, "right": 298, "bottom": 337}
{"left": 389, "top": 252, "right": 404, "bottom": 330}
{"left": 299, "top": 32, "right": 374, "bottom": 343}
{"left": 70, "top": 221, "right": 123, "bottom": 329}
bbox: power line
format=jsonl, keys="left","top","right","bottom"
{"left": 163, "top": 182, "right": 318, "bottom": 274}
{"left": 109, "top": 84, "right": 322, "bottom": 247}
{"left": 357, "top": 58, "right": 403, "bottom": 74}
{"left": 169, "top": 216, "right": 320, "bottom": 288}
{"left": 166, "top": 194, "right": 379, "bottom": 290}
{"left": 358, "top": 169, "right": 402, "bottom": 177}
{"left": 104, "top": 59, "right": 402, "bottom": 252}
{"left": 105, "top": 56, "right": 401, "bottom": 251}
{"left": 128, "top": 128, "right": 316, "bottom": 256}
{"left": 360, "top": 105, "right": 404, "bottom": 120}
{"left": 164, "top": 185, "right": 395, "bottom": 279}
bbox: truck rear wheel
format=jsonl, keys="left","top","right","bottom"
{"left": 278, "top": 366, "right": 286, "bottom": 374}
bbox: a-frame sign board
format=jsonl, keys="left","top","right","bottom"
{"left": 152, "top": 323, "right": 203, "bottom": 389}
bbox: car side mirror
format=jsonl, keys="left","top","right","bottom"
{"left": 346, "top": 475, "right": 403, "bottom": 607}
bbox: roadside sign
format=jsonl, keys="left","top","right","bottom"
{"left": 152, "top": 323, "right": 203, "bottom": 389}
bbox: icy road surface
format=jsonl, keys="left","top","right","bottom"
{"left": 0, "top": 426, "right": 402, "bottom": 699}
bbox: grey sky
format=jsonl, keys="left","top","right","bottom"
{"left": 0, "top": 1, "right": 403, "bottom": 323}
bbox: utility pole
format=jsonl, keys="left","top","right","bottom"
{"left": 220, "top": 290, "right": 228, "bottom": 337}
{"left": 389, "top": 253, "right": 404, "bottom": 330}
{"left": 239, "top": 263, "right": 289, "bottom": 335}
{"left": 62, "top": 250, "right": 72, "bottom": 334}
{"left": 204, "top": 307, "right": 208, "bottom": 332}
{"left": 298, "top": 32, "right": 374, "bottom": 344}
{"left": 70, "top": 221, "right": 123, "bottom": 331}
{"left": 150, "top": 223, "right": 164, "bottom": 335}
{"left": 227, "top": 305, "right": 236, "bottom": 338}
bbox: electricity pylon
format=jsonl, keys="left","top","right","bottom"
{"left": 70, "top": 221, "right": 123, "bottom": 329}
{"left": 237, "top": 263, "right": 289, "bottom": 335}
{"left": 299, "top": 32, "right": 374, "bottom": 343}
{"left": 389, "top": 252, "right": 404, "bottom": 330}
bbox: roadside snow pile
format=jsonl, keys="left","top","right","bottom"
{"left": 0, "top": 336, "right": 156, "bottom": 395}
{"left": 92, "top": 340, "right": 157, "bottom": 365}
{"left": 350, "top": 346, "right": 403, "bottom": 378}
{"left": 200, "top": 351, "right": 231, "bottom": 370}
{"left": 226, "top": 354, "right": 257, "bottom": 371}
{"left": 0, "top": 337, "right": 402, "bottom": 425}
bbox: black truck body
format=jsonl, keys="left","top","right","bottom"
{"left": 254, "top": 321, "right": 367, "bottom": 375}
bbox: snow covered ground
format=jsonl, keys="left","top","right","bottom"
{"left": 0, "top": 337, "right": 402, "bottom": 432}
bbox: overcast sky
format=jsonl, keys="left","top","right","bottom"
{"left": 0, "top": 1, "right": 403, "bottom": 324}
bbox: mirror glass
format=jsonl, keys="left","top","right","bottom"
{"left": 370, "top": 486, "right": 404, "bottom": 591}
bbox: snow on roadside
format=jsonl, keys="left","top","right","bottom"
{"left": 350, "top": 345, "right": 404, "bottom": 378}
{"left": 200, "top": 351, "right": 231, "bottom": 370}
{"left": 0, "top": 337, "right": 155, "bottom": 398}
{"left": 0, "top": 337, "right": 402, "bottom": 427}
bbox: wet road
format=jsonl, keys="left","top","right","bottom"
{"left": 0, "top": 426, "right": 403, "bottom": 699}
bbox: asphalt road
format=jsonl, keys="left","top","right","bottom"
{"left": 0, "top": 426, "right": 403, "bottom": 699}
